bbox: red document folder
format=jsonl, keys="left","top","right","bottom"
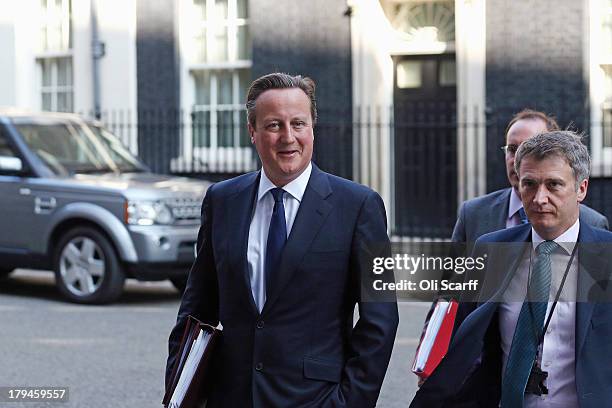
{"left": 412, "top": 299, "right": 458, "bottom": 379}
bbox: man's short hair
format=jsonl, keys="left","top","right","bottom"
{"left": 246, "top": 73, "right": 317, "bottom": 127}
{"left": 504, "top": 109, "right": 560, "bottom": 140}
{"left": 514, "top": 130, "right": 590, "bottom": 190}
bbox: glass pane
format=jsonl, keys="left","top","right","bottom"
{"left": 238, "top": 69, "right": 250, "bottom": 101}
{"left": 396, "top": 61, "right": 422, "bottom": 89}
{"left": 192, "top": 111, "right": 210, "bottom": 147}
{"left": 239, "top": 112, "right": 249, "bottom": 147}
{"left": 217, "top": 110, "right": 233, "bottom": 147}
{"left": 193, "top": 0, "right": 206, "bottom": 20}
{"left": 214, "top": 0, "right": 228, "bottom": 20}
{"left": 42, "top": 93, "right": 52, "bottom": 111}
{"left": 439, "top": 59, "right": 456, "bottom": 86}
{"left": 605, "top": 66, "right": 612, "bottom": 97}
{"left": 217, "top": 71, "right": 233, "bottom": 105}
{"left": 212, "top": 26, "right": 228, "bottom": 61}
{"left": 48, "top": 26, "right": 61, "bottom": 50}
{"left": 41, "top": 27, "right": 47, "bottom": 51}
{"left": 66, "top": 92, "right": 73, "bottom": 112}
{"left": 61, "top": 24, "right": 69, "bottom": 50}
{"left": 603, "top": 108, "right": 612, "bottom": 148}
{"left": 57, "top": 57, "right": 72, "bottom": 86}
{"left": 41, "top": 60, "right": 52, "bottom": 87}
{"left": 237, "top": 25, "right": 250, "bottom": 60}
{"left": 57, "top": 92, "right": 69, "bottom": 112}
{"left": 194, "top": 71, "right": 211, "bottom": 105}
{"left": 194, "top": 31, "right": 207, "bottom": 62}
{"left": 237, "top": 0, "right": 248, "bottom": 19}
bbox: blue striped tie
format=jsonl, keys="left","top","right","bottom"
{"left": 501, "top": 240, "right": 556, "bottom": 408}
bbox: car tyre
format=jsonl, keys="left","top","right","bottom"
{"left": 53, "top": 226, "right": 125, "bottom": 304}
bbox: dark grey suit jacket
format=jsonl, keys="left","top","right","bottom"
{"left": 452, "top": 187, "right": 609, "bottom": 242}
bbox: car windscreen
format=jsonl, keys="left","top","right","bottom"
{"left": 14, "top": 122, "right": 144, "bottom": 175}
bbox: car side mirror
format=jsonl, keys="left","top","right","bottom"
{"left": 0, "top": 156, "right": 23, "bottom": 172}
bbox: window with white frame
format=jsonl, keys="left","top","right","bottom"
{"left": 192, "top": 69, "right": 251, "bottom": 148}
{"left": 189, "top": 0, "right": 251, "bottom": 148}
{"left": 177, "top": 0, "right": 252, "bottom": 174}
{"left": 38, "top": 0, "right": 74, "bottom": 112}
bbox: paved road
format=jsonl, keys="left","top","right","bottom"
{"left": 0, "top": 269, "right": 429, "bottom": 407}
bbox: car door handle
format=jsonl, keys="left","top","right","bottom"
{"left": 34, "top": 196, "right": 57, "bottom": 214}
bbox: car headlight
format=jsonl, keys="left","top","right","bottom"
{"left": 126, "top": 200, "right": 174, "bottom": 225}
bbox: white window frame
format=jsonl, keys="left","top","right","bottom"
{"left": 39, "top": 56, "right": 74, "bottom": 112}
{"left": 589, "top": 0, "right": 612, "bottom": 175}
{"left": 39, "top": 0, "right": 72, "bottom": 52}
{"left": 175, "top": 0, "right": 254, "bottom": 173}
{"left": 37, "top": 0, "right": 73, "bottom": 113}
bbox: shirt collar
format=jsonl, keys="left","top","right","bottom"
{"left": 257, "top": 162, "right": 312, "bottom": 203}
{"left": 531, "top": 218, "right": 580, "bottom": 255}
{"left": 508, "top": 188, "right": 523, "bottom": 221}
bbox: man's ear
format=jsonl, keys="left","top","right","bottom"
{"left": 577, "top": 178, "right": 588, "bottom": 203}
{"left": 248, "top": 123, "right": 255, "bottom": 145}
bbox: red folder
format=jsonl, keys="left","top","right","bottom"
{"left": 412, "top": 299, "right": 458, "bottom": 379}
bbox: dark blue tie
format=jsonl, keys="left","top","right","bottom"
{"left": 501, "top": 240, "right": 556, "bottom": 407}
{"left": 518, "top": 207, "right": 529, "bottom": 224}
{"left": 265, "top": 188, "right": 287, "bottom": 300}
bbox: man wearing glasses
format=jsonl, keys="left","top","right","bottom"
{"left": 452, "top": 109, "right": 607, "bottom": 242}
{"left": 416, "top": 110, "right": 608, "bottom": 389}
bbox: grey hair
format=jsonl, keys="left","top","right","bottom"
{"left": 245, "top": 72, "right": 317, "bottom": 127}
{"left": 514, "top": 130, "right": 590, "bottom": 190}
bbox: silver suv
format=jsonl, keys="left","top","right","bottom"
{"left": 0, "top": 111, "right": 210, "bottom": 304}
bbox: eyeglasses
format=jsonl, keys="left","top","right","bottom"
{"left": 500, "top": 145, "right": 519, "bottom": 155}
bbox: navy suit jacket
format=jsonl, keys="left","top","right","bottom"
{"left": 412, "top": 222, "right": 612, "bottom": 408}
{"left": 166, "top": 164, "right": 398, "bottom": 408}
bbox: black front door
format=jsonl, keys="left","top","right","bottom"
{"left": 393, "top": 54, "right": 457, "bottom": 237}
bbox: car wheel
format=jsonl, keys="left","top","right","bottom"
{"left": 170, "top": 277, "right": 187, "bottom": 294}
{"left": 53, "top": 227, "right": 125, "bottom": 304}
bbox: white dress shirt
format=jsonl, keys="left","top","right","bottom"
{"left": 247, "top": 163, "right": 312, "bottom": 311}
{"left": 506, "top": 188, "right": 525, "bottom": 228}
{"left": 499, "top": 219, "right": 580, "bottom": 407}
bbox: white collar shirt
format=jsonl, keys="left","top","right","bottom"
{"left": 247, "top": 163, "right": 312, "bottom": 311}
{"left": 506, "top": 188, "right": 525, "bottom": 228}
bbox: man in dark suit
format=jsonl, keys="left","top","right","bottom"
{"left": 165, "top": 73, "right": 398, "bottom": 407}
{"left": 412, "top": 130, "right": 612, "bottom": 407}
{"left": 452, "top": 109, "right": 607, "bottom": 243}
{"left": 417, "top": 111, "right": 608, "bottom": 388}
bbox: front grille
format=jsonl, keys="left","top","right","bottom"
{"left": 163, "top": 197, "right": 201, "bottom": 224}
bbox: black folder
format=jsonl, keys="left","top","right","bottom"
{"left": 162, "top": 315, "right": 221, "bottom": 408}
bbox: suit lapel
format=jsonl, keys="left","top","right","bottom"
{"left": 492, "top": 188, "right": 511, "bottom": 231}
{"left": 475, "top": 224, "right": 532, "bottom": 305}
{"left": 261, "top": 165, "right": 333, "bottom": 316}
{"left": 575, "top": 224, "right": 609, "bottom": 358}
{"left": 225, "top": 172, "right": 260, "bottom": 317}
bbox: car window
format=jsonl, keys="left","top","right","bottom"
{"left": 0, "top": 126, "right": 18, "bottom": 158}
{"left": 14, "top": 122, "right": 144, "bottom": 175}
